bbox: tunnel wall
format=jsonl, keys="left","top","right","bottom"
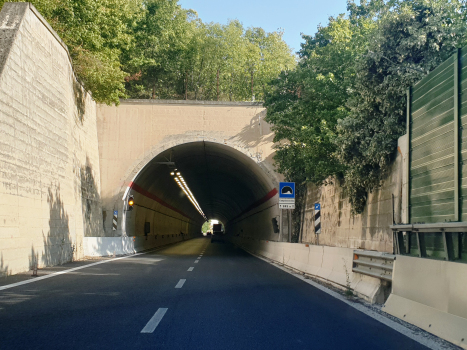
{"left": 227, "top": 194, "right": 280, "bottom": 241}
{"left": 299, "top": 135, "right": 408, "bottom": 253}
{"left": 124, "top": 187, "right": 202, "bottom": 246}
{"left": 0, "top": 3, "right": 102, "bottom": 276}
{"left": 83, "top": 233, "right": 200, "bottom": 257}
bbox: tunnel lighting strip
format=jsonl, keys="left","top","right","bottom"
{"left": 171, "top": 171, "right": 207, "bottom": 220}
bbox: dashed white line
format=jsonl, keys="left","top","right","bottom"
{"left": 194, "top": 260, "right": 199, "bottom": 263}
{"left": 187, "top": 267, "right": 194, "bottom": 271}
{"left": 141, "top": 308, "right": 168, "bottom": 333}
{"left": 175, "top": 279, "right": 186, "bottom": 288}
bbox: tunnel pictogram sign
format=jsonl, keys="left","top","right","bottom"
{"left": 279, "top": 182, "right": 295, "bottom": 209}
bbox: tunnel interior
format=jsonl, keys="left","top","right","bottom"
{"left": 124, "top": 141, "right": 279, "bottom": 241}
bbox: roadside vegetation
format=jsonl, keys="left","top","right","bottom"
{"left": 264, "top": 0, "right": 467, "bottom": 213}
{"left": 0, "top": 0, "right": 295, "bottom": 104}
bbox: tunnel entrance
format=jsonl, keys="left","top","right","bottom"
{"left": 122, "top": 141, "right": 280, "bottom": 243}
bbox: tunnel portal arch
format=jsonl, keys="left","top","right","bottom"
{"left": 97, "top": 100, "right": 283, "bottom": 242}
{"left": 121, "top": 140, "right": 280, "bottom": 240}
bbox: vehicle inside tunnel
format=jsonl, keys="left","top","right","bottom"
{"left": 122, "top": 141, "right": 280, "bottom": 242}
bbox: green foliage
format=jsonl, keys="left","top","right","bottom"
{"left": 265, "top": 0, "right": 467, "bottom": 213}
{"left": 0, "top": 0, "right": 294, "bottom": 104}
{"left": 265, "top": 14, "right": 372, "bottom": 184}
{"left": 0, "top": 0, "right": 142, "bottom": 105}
{"left": 336, "top": 0, "right": 467, "bottom": 213}
{"left": 201, "top": 221, "right": 210, "bottom": 233}
{"left": 124, "top": 12, "right": 296, "bottom": 101}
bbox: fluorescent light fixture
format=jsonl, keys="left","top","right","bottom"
{"left": 172, "top": 171, "right": 206, "bottom": 220}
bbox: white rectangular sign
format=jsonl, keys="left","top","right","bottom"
{"left": 279, "top": 203, "right": 295, "bottom": 209}
{"left": 279, "top": 198, "right": 295, "bottom": 204}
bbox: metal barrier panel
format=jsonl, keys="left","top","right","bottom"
{"left": 352, "top": 250, "right": 395, "bottom": 281}
{"left": 410, "top": 53, "right": 456, "bottom": 223}
{"left": 460, "top": 49, "right": 467, "bottom": 219}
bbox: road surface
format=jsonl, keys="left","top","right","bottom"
{"left": 0, "top": 237, "right": 430, "bottom": 349}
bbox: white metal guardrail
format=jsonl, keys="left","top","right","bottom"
{"left": 352, "top": 250, "right": 396, "bottom": 282}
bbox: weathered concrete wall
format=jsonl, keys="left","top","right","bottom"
{"left": 97, "top": 100, "right": 280, "bottom": 237}
{"left": 384, "top": 255, "right": 467, "bottom": 349}
{"left": 300, "top": 135, "right": 407, "bottom": 253}
{"left": 0, "top": 3, "right": 102, "bottom": 276}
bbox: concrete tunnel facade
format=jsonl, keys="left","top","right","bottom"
{"left": 95, "top": 100, "right": 284, "bottom": 250}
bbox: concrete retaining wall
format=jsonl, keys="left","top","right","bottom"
{"left": 0, "top": 3, "right": 101, "bottom": 276}
{"left": 231, "top": 236, "right": 385, "bottom": 304}
{"left": 383, "top": 255, "right": 467, "bottom": 349}
{"left": 300, "top": 135, "right": 408, "bottom": 253}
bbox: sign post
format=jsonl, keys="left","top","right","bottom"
{"left": 279, "top": 182, "right": 295, "bottom": 242}
{"left": 314, "top": 203, "right": 321, "bottom": 245}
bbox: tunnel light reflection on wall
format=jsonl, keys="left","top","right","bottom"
{"left": 171, "top": 171, "right": 207, "bottom": 220}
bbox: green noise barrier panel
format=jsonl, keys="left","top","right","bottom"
{"left": 408, "top": 48, "right": 467, "bottom": 223}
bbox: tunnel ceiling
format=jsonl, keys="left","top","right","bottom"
{"left": 132, "top": 141, "right": 276, "bottom": 225}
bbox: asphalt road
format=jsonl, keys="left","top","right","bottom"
{"left": 0, "top": 237, "right": 430, "bottom": 350}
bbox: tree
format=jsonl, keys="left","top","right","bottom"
{"left": 123, "top": 0, "right": 197, "bottom": 99}
{"left": 336, "top": 0, "right": 467, "bottom": 213}
{"left": 265, "top": 14, "right": 372, "bottom": 184}
{"left": 0, "top": 0, "right": 142, "bottom": 104}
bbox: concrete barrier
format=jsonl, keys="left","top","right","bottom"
{"left": 230, "top": 237, "right": 385, "bottom": 303}
{"left": 84, "top": 234, "right": 199, "bottom": 257}
{"left": 383, "top": 255, "right": 467, "bottom": 349}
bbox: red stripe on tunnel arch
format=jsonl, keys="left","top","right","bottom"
{"left": 129, "top": 182, "right": 194, "bottom": 221}
{"left": 230, "top": 188, "right": 278, "bottom": 222}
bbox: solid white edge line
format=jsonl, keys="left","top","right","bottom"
{"left": 141, "top": 308, "right": 168, "bottom": 333}
{"left": 0, "top": 252, "right": 147, "bottom": 291}
{"left": 175, "top": 279, "right": 186, "bottom": 288}
{"left": 251, "top": 253, "right": 446, "bottom": 350}
{"left": 188, "top": 267, "right": 194, "bottom": 271}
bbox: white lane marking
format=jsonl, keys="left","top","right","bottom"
{"left": 141, "top": 308, "right": 168, "bottom": 333}
{"left": 0, "top": 253, "right": 147, "bottom": 291}
{"left": 198, "top": 256, "right": 202, "bottom": 259}
{"left": 194, "top": 260, "right": 199, "bottom": 263}
{"left": 187, "top": 267, "right": 194, "bottom": 271}
{"left": 250, "top": 252, "right": 447, "bottom": 350}
{"left": 175, "top": 279, "right": 186, "bottom": 288}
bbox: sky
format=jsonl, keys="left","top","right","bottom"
{"left": 178, "top": 0, "right": 350, "bottom": 54}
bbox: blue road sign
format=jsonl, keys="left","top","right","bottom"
{"left": 113, "top": 210, "right": 118, "bottom": 216}
{"left": 314, "top": 203, "right": 320, "bottom": 211}
{"left": 279, "top": 182, "right": 295, "bottom": 198}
